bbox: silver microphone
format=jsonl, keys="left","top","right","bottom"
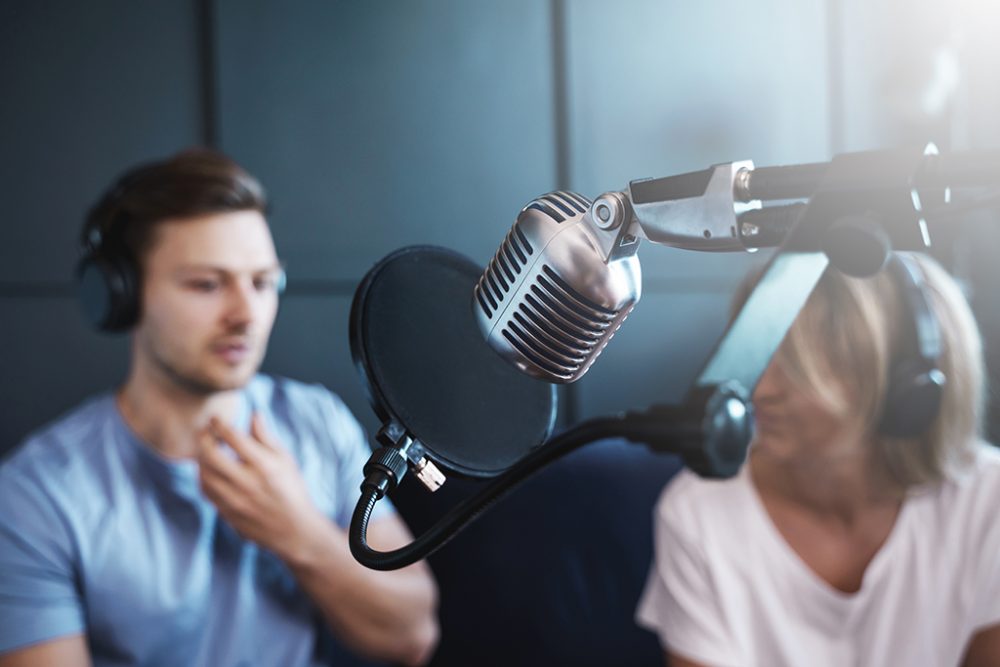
{"left": 473, "top": 190, "right": 642, "bottom": 383}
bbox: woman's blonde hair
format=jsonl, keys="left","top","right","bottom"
{"left": 742, "top": 253, "right": 986, "bottom": 488}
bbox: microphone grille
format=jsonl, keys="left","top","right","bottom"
{"left": 474, "top": 222, "right": 534, "bottom": 319}
{"left": 499, "top": 265, "right": 629, "bottom": 382}
{"left": 522, "top": 191, "right": 591, "bottom": 223}
{"left": 475, "top": 191, "right": 640, "bottom": 383}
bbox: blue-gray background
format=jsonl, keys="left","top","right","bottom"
{"left": 2, "top": 0, "right": 999, "bottom": 456}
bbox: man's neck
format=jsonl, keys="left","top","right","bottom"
{"left": 117, "top": 368, "right": 245, "bottom": 461}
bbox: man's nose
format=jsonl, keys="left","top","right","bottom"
{"left": 224, "top": 282, "right": 256, "bottom": 328}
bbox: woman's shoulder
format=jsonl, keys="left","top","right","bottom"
{"left": 973, "top": 442, "right": 1000, "bottom": 470}
{"left": 939, "top": 442, "right": 1000, "bottom": 497}
{"left": 655, "top": 465, "right": 754, "bottom": 537}
{"left": 954, "top": 442, "right": 1000, "bottom": 505}
{"left": 661, "top": 466, "right": 749, "bottom": 502}
{"left": 910, "top": 443, "right": 1000, "bottom": 533}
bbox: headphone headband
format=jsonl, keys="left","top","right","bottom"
{"left": 886, "top": 254, "right": 942, "bottom": 367}
{"left": 878, "top": 253, "right": 946, "bottom": 438}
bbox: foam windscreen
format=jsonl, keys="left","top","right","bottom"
{"left": 350, "top": 246, "right": 557, "bottom": 477}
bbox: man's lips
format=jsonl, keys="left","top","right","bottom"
{"left": 212, "top": 341, "right": 252, "bottom": 364}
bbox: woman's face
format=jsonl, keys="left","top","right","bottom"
{"left": 750, "top": 358, "right": 861, "bottom": 462}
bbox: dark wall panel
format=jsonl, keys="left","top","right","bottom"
{"left": 0, "top": 297, "right": 129, "bottom": 453}
{"left": 0, "top": 1, "right": 204, "bottom": 455}
{"left": 0, "top": 1, "right": 203, "bottom": 285}
{"left": 565, "top": 0, "right": 832, "bottom": 184}
{"left": 215, "top": 0, "right": 558, "bottom": 283}
{"left": 564, "top": 0, "right": 830, "bottom": 283}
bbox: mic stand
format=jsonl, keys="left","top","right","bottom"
{"left": 350, "top": 381, "right": 753, "bottom": 570}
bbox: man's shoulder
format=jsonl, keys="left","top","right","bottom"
{"left": 2, "top": 394, "right": 116, "bottom": 477}
{"left": 0, "top": 394, "right": 118, "bottom": 525}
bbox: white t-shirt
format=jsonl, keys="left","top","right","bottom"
{"left": 636, "top": 445, "right": 1000, "bottom": 667}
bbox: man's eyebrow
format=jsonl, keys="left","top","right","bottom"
{"left": 175, "top": 263, "right": 284, "bottom": 274}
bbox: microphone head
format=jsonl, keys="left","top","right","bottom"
{"left": 473, "top": 191, "right": 641, "bottom": 384}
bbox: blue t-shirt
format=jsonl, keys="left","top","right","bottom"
{"left": 0, "top": 375, "right": 390, "bottom": 666}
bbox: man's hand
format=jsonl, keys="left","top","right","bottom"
{"left": 196, "top": 413, "right": 439, "bottom": 666}
{"left": 196, "top": 414, "right": 325, "bottom": 563}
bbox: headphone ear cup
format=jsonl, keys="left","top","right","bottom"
{"left": 275, "top": 268, "right": 287, "bottom": 295}
{"left": 879, "top": 359, "right": 946, "bottom": 438}
{"left": 77, "top": 253, "right": 140, "bottom": 333}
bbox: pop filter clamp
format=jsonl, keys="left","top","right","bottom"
{"left": 349, "top": 146, "right": 1000, "bottom": 570}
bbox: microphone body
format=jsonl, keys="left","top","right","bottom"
{"left": 473, "top": 191, "right": 641, "bottom": 384}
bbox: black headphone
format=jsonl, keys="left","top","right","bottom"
{"left": 76, "top": 180, "right": 143, "bottom": 333}
{"left": 76, "top": 179, "right": 286, "bottom": 333}
{"left": 878, "top": 253, "right": 947, "bottom": 438}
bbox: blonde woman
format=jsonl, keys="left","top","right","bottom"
{"left": 637, "top": 253, "right": 1000, "bottom": 666}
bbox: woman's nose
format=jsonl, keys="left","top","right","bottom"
{"left": 753, "top": 361, "right": 787, "bottom": 404}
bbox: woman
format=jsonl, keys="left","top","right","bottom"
{"left": 636, "top": 253, "right": 1000, "bottom": 666}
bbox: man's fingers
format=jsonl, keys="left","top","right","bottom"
{"left": 250, "top": 413, "right": 281, "bottom": 452}
{"left": 199, "top": 463, "right": 250, "bottom": 516}
{"left": 197, "top": 427, "right": 253, "bottom": 489}
{"left": 209, "top": 417, "right": 266, "bottom": 466}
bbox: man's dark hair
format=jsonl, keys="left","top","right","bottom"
{"left": 81, "top": 148, "right": 268, "bottom": 270}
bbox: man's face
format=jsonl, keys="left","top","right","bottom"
{"left": 134, "top": 210, "right": 282, "bottom": 395}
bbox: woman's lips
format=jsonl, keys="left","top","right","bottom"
{"left": 753, "top": 408, "right": 786, "bottom": 431}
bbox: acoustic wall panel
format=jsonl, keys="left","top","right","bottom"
{"left": 215, "top": 0, "right": 559, "bottom": 283}
{"left": 0, "top": 296, "right": 129, "bottom": 456}
{"left": 0, "top": 1, "right": 203, "bottom": 284}
{"left": 563, "top": 0, "right": 830, "bottom": 283}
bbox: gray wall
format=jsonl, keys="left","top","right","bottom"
{"left": 1, "top": 1, "right": 203, "bottom": 453}
{"left": 2, "top": 0, "right": 997, "bottom": 455}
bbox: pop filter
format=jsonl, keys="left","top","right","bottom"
{"left": 350, "top": 245, "right": 557, "bottom": 478}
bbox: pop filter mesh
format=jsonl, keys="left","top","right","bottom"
{"left": 351, "top": 246, "right": 557, "bottom": 477}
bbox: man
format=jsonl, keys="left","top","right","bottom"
{"left": 0, "top": 149, "right": 439, "bottom": 666}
